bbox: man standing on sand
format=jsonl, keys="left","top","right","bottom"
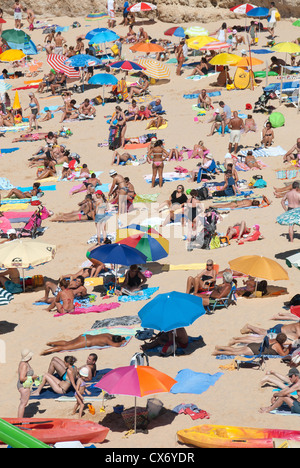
{"left": 267, "top": 2, "right": 278, "bottom": 40}
{"left": 23, "top": 7, "right": 35, "bottom": 30}
{"left": 281, "top": 181, "right": 300, "bottom": 242}
{"left": 107, "top": 0, "right": 116, "bottom": 28}
{"left": 54, "top": 31, "right": 66, "bottom": 55}
{"left": 228, "top": 111, "right": 244, "bottom": 154}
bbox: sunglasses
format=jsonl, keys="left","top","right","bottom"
{"left": 207, "top": 263, "right": 213, "bottom": 267}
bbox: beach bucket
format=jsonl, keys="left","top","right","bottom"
{"left": 122, "top": 407, "right": 149, "bottom": 430}
{"left": 146, "top": 398, "right": 163, "bottom": 420}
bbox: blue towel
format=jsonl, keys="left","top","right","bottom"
{"left": 170, "top": 369, "right": 223, "bottom": 394}
{"left": 118, "top": 287, "right": 159, "bottom": 302}
{"left": 0, "top": 148, "right": 19, "bottom": 154}
{"left": 0, "top": 178, "right": 14, "bottom": 190}
{"left": 17, "top": 185, "right": 56, "bottom": 192}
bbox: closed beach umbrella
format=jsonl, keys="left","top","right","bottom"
{"left": 185, "top": 26, "right": 208, "bottom": 37}
{"left": 209, "top": 52, "right": 241, "bottom": 66}
{"left": 277, "top": 207, "right": 300, "bottom": 226}
{"left": 137, "top": 58, "right": 170, "bottom": 79}
{"left": 128, "top": 2, "right": 157, "bottom": 12}
{"left": 0, "top": 49, "right": 25, "bottom": 62}
{"left": 47, "top": 54, "right": 80, "bottom": 78}
{"left": 186, "top": 36, "right": 218, "bottom": 50}
{"left": 116, "top": 224, "right": 169, "bottom": 261}
{"left": 95, "top": 365, "right": 176, "bottom": 432}
{"left": 228, "top": 255, "right": 289, "bottom": 281}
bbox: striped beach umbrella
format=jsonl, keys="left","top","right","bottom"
{"left": 85, "top": 12, "right": 108, "bottom": 21}
{"left": 185, "top": 26, "right": 208, "bottom": 37}
{"left": 201, "top": 41, "right": 231, "bottom": 51}
{"left": 110, "top": 60, "right": 146, "bottom": 71}
{"left": 128, "top": 2, "right": 157, "bottom": 12}
{"left": 137, "top": 58, "right": 170, "bottom": 79}
{"left": 230, "top": 3, "right": 256, "bottom": 14}
{"left": 116, "top": 224, "right": 169, "bottom": 262}
{"left": 46, "top": 54, "right": 80, "bottom": 78}
{"left": 0, "top": 80, "right": 12, "bottom": 92}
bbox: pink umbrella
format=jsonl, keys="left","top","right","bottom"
{"left": 230, "top": 3, "right": 256, "bottom": 14}
{"left": 201, "top": 41, "right": 231, "bottom": 51}
{"left": 95, "top": 365, "right": 176, "bottom": 432}
{"left": 47, "top": 54, "right": 80, "bottom": 78}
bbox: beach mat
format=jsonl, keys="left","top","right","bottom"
{"left": 124, "top": 142, "right": 150, "bottom": 150}
{"left": 170, "top": 369, "right": 223, "bottom": 394}
{"left": 53, "top": 302, "right": 121, "bottom": 317}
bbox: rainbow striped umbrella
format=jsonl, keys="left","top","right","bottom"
{"left": 137, "top": 58, "right": 170, "bottom": 79}
{"left": 85, "top": 12, "right": 108, "bottom": 21}
{"left": 116, "top": 224, "right": 169, "bottom": 261}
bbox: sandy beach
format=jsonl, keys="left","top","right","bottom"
{"left": 0, "top": 7, "right": 300, "bottom": 449}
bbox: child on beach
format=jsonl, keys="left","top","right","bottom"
{"left": 72, "top": 367, "right": 92, "bottom": 418}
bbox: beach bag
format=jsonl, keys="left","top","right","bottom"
{"left": 275, "top": 11, "right": 281, "bottom": 21}
{"left": 219, "top": 236, "right": 230, "bottom": 247}
{"left": 91, "top": 95, "right": 103, "bottom": 106}
{"left": 122, "top": 407, "right": 149, "bottom": 430}
{"left": 209, "top": 235, "right": 220, "bottom": 250}
{"left": 289, "top": 294, "right": 300, "bottom": 307}
{"left": 130, "top": 352, "right": 149, "bottom": 367}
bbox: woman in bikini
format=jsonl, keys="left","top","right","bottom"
{"left": 6, "top": 182, "right": 41, "bottom": 200}
{"left": 51, "top": 194, "right": 95, "bottom": 222}
{"left": 94, "top": 190, "right": 109, "bottom": 244}
{"left": 31, "top": 356, "right": 78, "bottom": 395}
{"left": 41, "top": 334, "right": 127, "bottom": 356}
{"left": 262, "top": 121, "right": 274, "bottom": 147}
{"left": 147, "top": 139, "right": 169, "bottom": 188}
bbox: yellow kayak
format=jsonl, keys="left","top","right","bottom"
{"left": 177, "top": 424, "right": 300, "bottom": 449}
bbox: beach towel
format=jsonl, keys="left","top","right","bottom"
{"left": 91, "top": 315, "right": 141, "bottom": 329}
{"left": 146, "top": 122, "right": 168, "bottom": 131}
{"left": 0, "top": 203, "right": 29, "bottom": 212}
{"left": 183, "top": 91, "right": 222, "bottom": 99}
{"left": 55, "top": 335, "right": 132, "bottom": 353}
{"left": 170, "top": 369, "right": 223, "bottom": 394}
{"left": 144, "top": 172, "right": 188, "bottom": 184}
{"left": 0, "top": 124, "right": 30, "bottom": 134}
{"left": 18, "top": 185, "right": 56, "bottom": 192}
{"left": 0, "top": 148, "right": 19, "bottom": 156}
{"left": 53, "top": 302, "right": 121, "bottom": 317}
{"left": 118, "top": 287, "right": 159, "bottom": 302}
{"left": 0, "top": 178, "right": 14, "bottom": 190}
{"left": 134, "top": 193, "right": 159, "bottom": 203}
{"left": 186, "top": 72, "right": 217, "bottom": 81}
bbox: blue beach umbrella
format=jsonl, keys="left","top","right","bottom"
{"left": 88, "top": 73, "right": 118, "bottom": 85}
{"left": 85, "top": 27, "right": 112, "bottom": 40}
{"left": 64, "top": 54, "right": 102, "bottom": 68}
{"left": 0, "top": 80, "right": 12, "bottom": 92}
{"left": 138, "top": 291, "right": 206, "bottom": 356}
{"left": 246, "top": 7, "right": 269, "bottom": 17}
{"left": 88, "top": 30, "right": 119, "bottom": 45}
{"left": 89, "top": 243, "right": 147, "bottom": 266}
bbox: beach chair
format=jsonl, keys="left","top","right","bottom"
{"left": 207, "top": 283, "right": 237, "bottom": 312}
{"left": 235, "top": 336, "right": 270, "bottom": 371}
{"left": 197, "top": 160, "right": 217, "bottom": 183}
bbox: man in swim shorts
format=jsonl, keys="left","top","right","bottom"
{"left": 228, "top": 111, "right": 244, "bottom": 154}
{"left": 260, "top": 368, "right": 300, "bottom": 414}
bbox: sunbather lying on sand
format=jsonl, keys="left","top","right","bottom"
{"left": 213, "top": 195, "right": 271, "bottom": 210}
{"left": 140, "top": 328, "right": 188, "bottom": 354}
{"left": 41, "top": 334, "right": 126, "bottom": 355}
{"left": 239, "top": 321, "right": 300, "bottom": 341}
{"left": 212, "top": 332, "right": 291, "bottom": 357}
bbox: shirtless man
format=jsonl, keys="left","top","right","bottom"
{"left": 281, "top": 181, "right": 300, "bottom": 242}
{"left": 23, "top": 7, "right": 35, "bottom": 29}
{"left": 283, "top": 138, "right": 300, "bottom": 163}
{"left": 138, "top": 27, "right": 149, "bottom": 42}
{"left": 196, "top": 271, "right": 233, "bottom": 306}
{"left": 259, "top": 368, "right": 300, "bottom": 414}
{"left": 108, "top": 170, "right": 128, "bottom": 214}
{"left": 54, "top": 32, "right": 66, "bottom": 55}
{"left": 213, "top": 195, "right": 271, "bottom": 211}
{"left": 186, "top": 259, "right": 217, "bottom": 294}
{"left": 197, "top": 89, "right": 211, "bottom": 111}
{"left": 50, "top": 72, "right": 66, "bottom": 95}
{"left": 238, "top": 321, "right": 300, "bottom": 342}
{"left": 228, "top": 111, "right": 244, "bottom": 154}
{"left": 111, "top": 150, "right": 135, "bottom": 166}
{"left": 79, "top": 99, "right": 96, "bottom": 119}
{"left": 38, "top": 276, "right": 87, "bottom": 305}
{"left": 46, "top": 279, "right": 76, "bottom": 314}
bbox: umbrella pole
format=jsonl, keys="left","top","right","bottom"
{"left": 173, "top": 330, "right": 176, "bottom": 357}
{"left": 134, "top": 396, "right": 137, "bottom": 433}
{"left": 22, "top": 268, "right": 25, "bottom": 292}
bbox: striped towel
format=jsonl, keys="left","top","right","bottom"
{"left": 0, "top": 288, "right": 14, "bottom": 306}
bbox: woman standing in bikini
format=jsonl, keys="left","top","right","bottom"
{"left": 147, "top": 139, "right": 168, "bottom": 188}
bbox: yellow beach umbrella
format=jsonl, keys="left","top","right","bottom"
{"left": 0, "top": 49, "right": 26, "bottom": 62}
{"left": 271, "top": 42, "right": 300, "bottom": 54}
{"left": 137, "top": 58, "right": 170, "bottom": 80}
{"left": 186, "top": 36, "right": 218, "bottom": 50}
{"left": 13, "top": 90, "right": 21, "bottom": 110}
{"left": 209, "top": 52, "right": 241, "bottom": 66}
{"left": 228, "top": 255, "right": 289, "bottom": 281}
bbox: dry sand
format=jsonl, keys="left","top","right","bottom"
{"left": 0, "top": 13, "right": 300, "bottom": 448}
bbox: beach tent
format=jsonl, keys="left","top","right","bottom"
{"left": 234, "top": 67, "right": 256, "bottom": 89}
{"left": 13, "top": 90, "right": 21, "bottom": 110}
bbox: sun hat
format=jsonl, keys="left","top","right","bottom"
{"left": 63, "top": 162, "right": 69, "bottom": 168}
{"left": 95, "top": 190, "right": 104, "bottom": 196}
{"left": 215, "top": 108, "right": 220, "bottom": 113}
{"left": 79, "top": 367, "right": 89, "bottom": 378}
{"left": 253, "top": 224, "right": 260, "bottom": 230}
{"left": 241, "top": 49, "right": 247, "bottom": 55}
{"left": 7, "top": 229, "right": 16, "bottom": 235}
{"left": 21, "top": 349, "right": 34, "bottom": 362}
{"left": 109, "top": 169, "right": 117, "bottom": 177}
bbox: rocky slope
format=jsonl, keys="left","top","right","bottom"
{"left": 1, "top": 0, "right": 298, "bottom": 21}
